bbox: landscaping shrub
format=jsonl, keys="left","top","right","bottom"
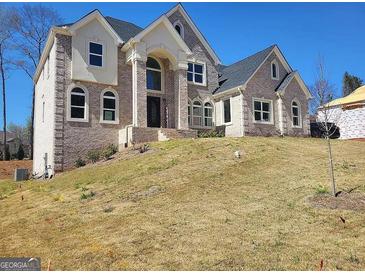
{"left": 198, "top": 129, "right": 225, "bottom": 138}
{"left": 101, "top": 144, "right": 118, "bottom": 160}
{"left": 87, "top": 149, "right": 101, "bottom": 163}
{"left": 74, "top": 158, "right": 86, "bottom": 168}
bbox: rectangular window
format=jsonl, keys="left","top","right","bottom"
{"left": 223, "top": 99, "right": 231, "bottom": 124}
{"left": 89, "top": 42, "right": 103, "bottom": 67}
{"left": 187, "top": 62, "right": 205, "bottom": 85}
{"left": 253, "top": 99, "right": 272, "bottom": 123}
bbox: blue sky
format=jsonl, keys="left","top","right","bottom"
{"left": 3, "top": 2, "right": 365, "bottom": 127}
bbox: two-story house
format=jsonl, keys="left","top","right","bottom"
{"left": 33, "top": 4, "right": 312, "bottom": 175}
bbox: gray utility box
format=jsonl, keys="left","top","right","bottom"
{"left": 14, "top": 168, "right": 29, "bottom": 181}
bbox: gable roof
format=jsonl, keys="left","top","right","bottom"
{"left": 166, "top": 4, "right": 221, "bottom": 65}
{"left": 68, "top": 10, "right": 124, "bottom": 45}
{"left": 105, "top": 16, "right": 143, "bottom": 42}
{"left": 214, "top": 45, "right": 276, "bottom": 94}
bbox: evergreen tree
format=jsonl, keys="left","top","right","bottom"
{"left": 342, "top": 72, "right": 363, "bottom": 97}
{"left": 17, "top": 143, "right": 24, "bottom": 160}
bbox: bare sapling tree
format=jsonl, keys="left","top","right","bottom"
{"left": 311, "top": 57, "right": 342, "bottom": 196}
{"left": 10, "top": 4, "right": 61, "bottom": 159}
{"left": 0, "top": 6, "right": 13, "bottom": 160}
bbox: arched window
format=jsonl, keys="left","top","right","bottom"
{"left": 188, "top": 100, "right": 192, "bottom": 126}
{"left": 292, "top": 101, "right": 301, "bottom": 127}
{"left": 101, "top": 90, "right": 119, "bottom": 123}
{"left": 146, "top": 57, "right": 162, "bottom": 91}
{"left": 271, "top": 60, "right": 279, "bottom": 80}
{"left": 69, "top": 87, "right": 87, "bottom": 121}
{"left": 204, "top": 102, "right": 213, "bottom": 127}
{"left": 173, "top": 21, "right": 184, "bottom": 38}
{"left": 192, "top": 100, "right": 202, "bottom": 126}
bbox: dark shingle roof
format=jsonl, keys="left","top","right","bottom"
{"left": 214, "top": 45, "right": 276, "bottom": 94}
{"left": 105, "top": 16, "right": 143, "bottom": 42}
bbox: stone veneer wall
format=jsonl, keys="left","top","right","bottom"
{"left": 54, "top": 33, "right": 134, "bottom": 170}
{"left": 167, "top": 10, "right": 219, "bottom": 105}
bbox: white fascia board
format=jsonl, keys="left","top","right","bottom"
{"left": 68, "top": 10, "right": 123, "bottom": 45}
{"left": 166, "top": 4, "right": 221, "bottom": 65}
{"left": 212, "top": 85, "right": 244, "bottom": 100}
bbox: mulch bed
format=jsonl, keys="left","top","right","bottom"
{"left": 308, "top": 191, "right": 365, "bottom": 211}
{"left": 0, "top": 160, "right": 32, "bottom": 179}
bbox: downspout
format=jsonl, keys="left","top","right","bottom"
{"left": 238, "top": 86, "right": 245, "bottom": 137}
{"left": 277, "top": 94, "right": 284, "bottom": 136}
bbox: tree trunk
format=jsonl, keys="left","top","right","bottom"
{"left": 324, "top": 111, "right": 336, "bottom": 196}
{"left": 30, "top": 84, "right": 35, "bottom": 160}
{"left": 0, "top": 46, "right": 7, "bottom": 161}
{"left": 327, "top": 136, "right": 336, "bottom": 196}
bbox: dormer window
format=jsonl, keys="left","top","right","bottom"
{"left": 271, "top": 59, "right": 279, "bottom": 80}
{"left": 173, "top": 21, "right": 184, "bottom": 39}
{"left": 89, "top": 42, "right": 103, "bottom": 67}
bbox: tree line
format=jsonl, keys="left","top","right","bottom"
{"left": 0, "top": 4, "right": 61, "bottom": 160}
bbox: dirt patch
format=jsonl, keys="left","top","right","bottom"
{"left": 308, "top": 192, "right": 365, "bottom": 211}
{"left": 0, "top": 160, "right": 32, "bottom": 179}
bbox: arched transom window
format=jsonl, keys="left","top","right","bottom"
{"left": 146, "top": 57, "right": 162, "bottom": 91}
{"left": 101, "top": 90, "right": 118, "bottom": 123}
{"left": 70, "top": 87, "right": 87, "bottom": 121}
{"left": 204, "top": 102, "right": 213, "bottom": 127}
{"left": 292, "top": 101, "right": 301, "bottom": 127}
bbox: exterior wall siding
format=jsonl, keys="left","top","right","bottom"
{"left": 33, "top": 40, "right": 56, "bottom": 175}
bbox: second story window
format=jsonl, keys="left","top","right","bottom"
{"left": 187, "top": 62, "right": 205, "bottom": 85}
{"left": 146, "top": 57, "right": 162, "bottom": 91}
{"left": 173, "top": 21, "right": 184, "bottom": 39}
{"left": 89, "top": 42, "right": 103, "bottom": 67}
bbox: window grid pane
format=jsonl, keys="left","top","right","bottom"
{"left": 254, "top": 100, "right": 271, "bottom": 122}
{"left": 224, "top": 99, "right": 231, "bottom": 123}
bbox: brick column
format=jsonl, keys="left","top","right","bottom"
{"left": 174, "top": 68, "right": 188, "bottom": 129}
{"left": 53, "top": 34, "right": 71, "bottom": 172}
{"left": 132, "top": 59, "right": 147, "bottom": 127}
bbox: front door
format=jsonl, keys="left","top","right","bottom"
{"left": 147, "top": 96, "right": 161, "bottom": 127}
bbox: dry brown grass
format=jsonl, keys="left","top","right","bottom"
{"left": 0, "top": 137, "right": 364, "bottom": 270}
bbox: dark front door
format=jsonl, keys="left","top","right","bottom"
{"left": 147, "top": 96, "right": 161, "bottom": 128}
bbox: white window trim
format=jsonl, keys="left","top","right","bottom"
{"left": 100, "top": 88, "right": 119, "bottom": 124}
{"left": 173, "top": 20, "right": 185, "bottom": 39}
{"left": 252, "top": 97, "right": 274, "bottom": 125}
{"left": 221, "top": 97, "right": 232, "bottom": 126}
{"left": 146, "top": 56, "right": 164, "bottom": 94}
{"left": 187, "top": 61, "right": 206, "bottom": 86}
{"left": 291, "top": 99, "right": 302, "bottom": 128}
{"left": 67, "top": 83, "right": 89, "bottom": 123}
{"left": 192, "top": 99, "right": 203, "bottom": 127}
{"left": 203, "top": 101, "right": 214, "bottom": 128}
{"left": 88, "top": 41, "right": 104, "bottom": 68}
{"left": 271, "top": 59, "right": 279, "bottom": 80}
